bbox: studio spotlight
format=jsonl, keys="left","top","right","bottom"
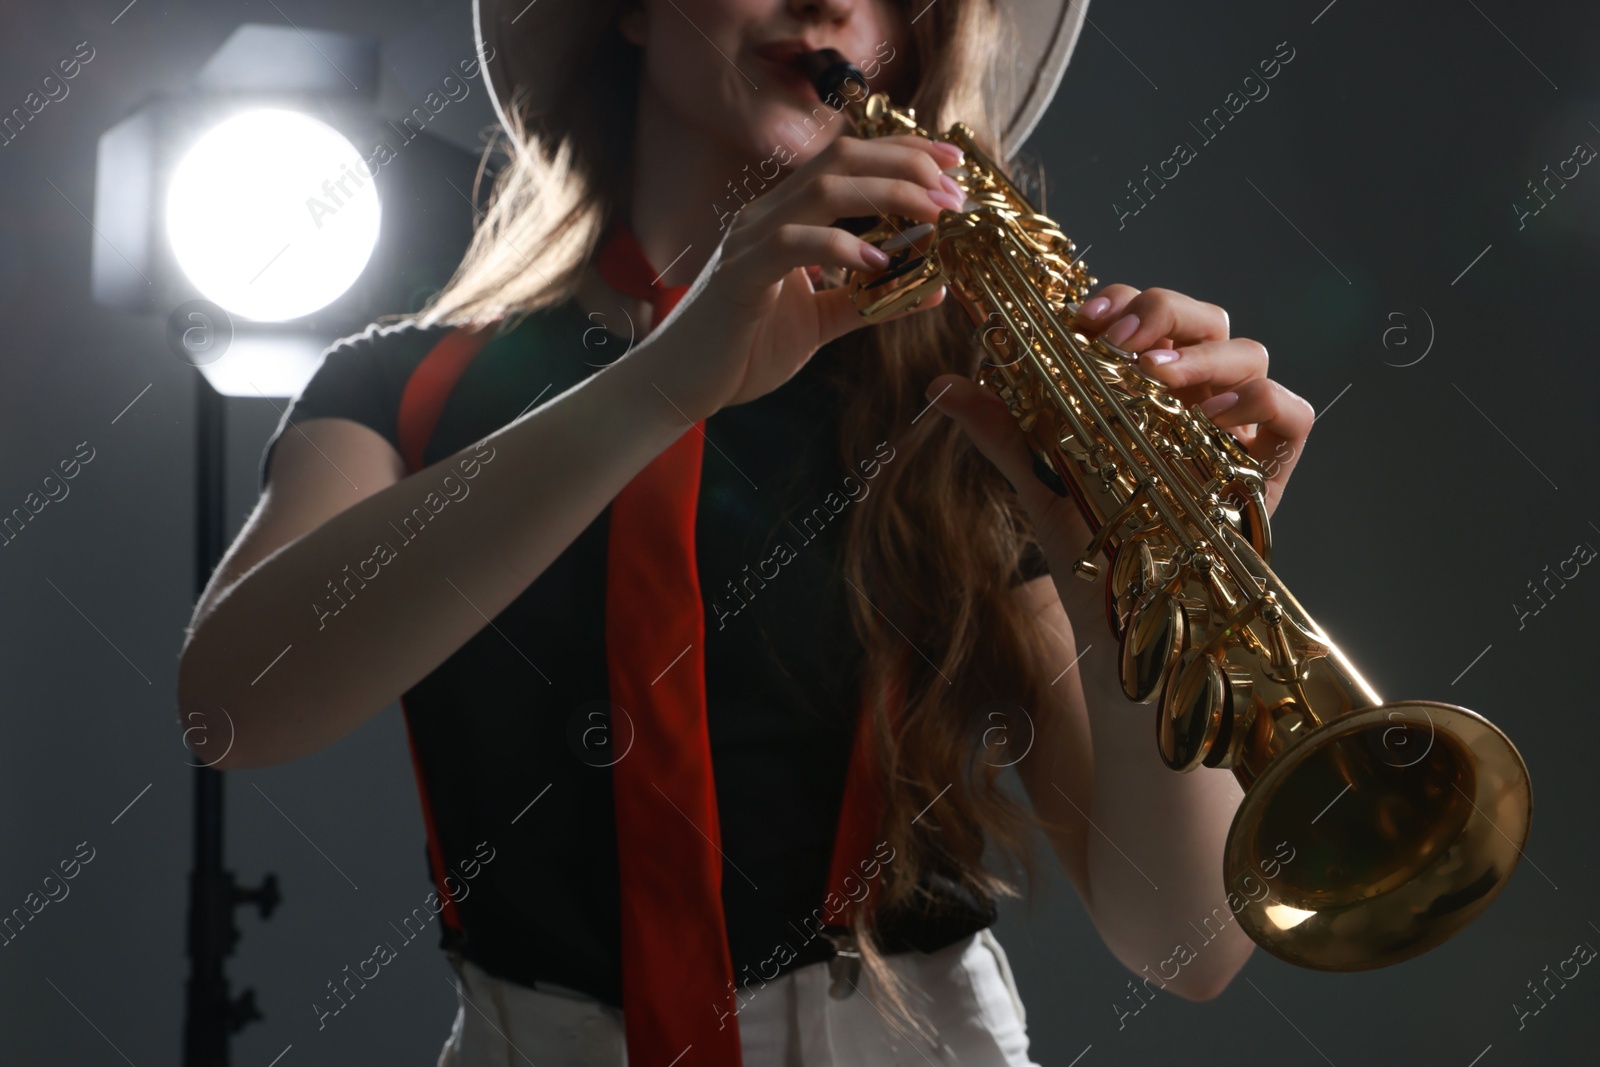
{"left": 85, "top": 22, "right": 490, "bottom": 1066}
{"left": 165, "top": 108, "right": 381, "bottom": 323}
{"left": 93, "top": 23, "right": 484, "bottom": 398}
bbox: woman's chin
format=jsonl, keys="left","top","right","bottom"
{"left": 746, "top": 105, "right": 847, "bottom": 160}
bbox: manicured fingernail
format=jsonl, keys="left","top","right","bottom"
{"left": 1104, "top": 313, "right": 1139, "bottom": 346}
{"left": 861, "top": 243, "right": 891, "bottom": 268}
{"left": 939, "top": 173, "right": 963, "bottom": 199}
{"left": 1143, "top": 348, "right": 1179, "bottom": 366}
{"left": 930, "top": 187, "right": 965, "bottom": 211}
{"left": 932, "top": 141, "right": 964, "bottom": 165}
{"left": 1199, "top": 391, "right": 1239, "bottom": 417}
{"left": 1079, "top": 296, "right": 1111, "bottom": 320}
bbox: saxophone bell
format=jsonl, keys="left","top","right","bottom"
{"left": 809, "top": 51, "right": 1535, "bottom": 972}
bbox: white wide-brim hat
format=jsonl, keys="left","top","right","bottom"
{"left": 471, "top": 0, "right": 1089, "bottom": 160}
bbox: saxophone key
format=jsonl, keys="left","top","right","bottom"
{"left": 1158, "top": 649, "right": 1255, "bottom": 772}
{"left": 1118, "top": 589, "right": 1203, "bottom": 703}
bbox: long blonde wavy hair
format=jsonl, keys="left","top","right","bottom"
{"left": 419, "top": 0, "right": 1065, "bottom": 1039}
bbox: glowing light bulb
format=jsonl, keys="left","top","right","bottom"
{"left": 165, "top": 109, "right": 380, "bottom": 322}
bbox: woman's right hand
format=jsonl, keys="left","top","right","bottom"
{"left": 647, "top": 133, "right": 966, "bottom": 421}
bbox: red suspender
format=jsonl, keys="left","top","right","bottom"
{"left": 399, "top": 711, "right": 464, "bottom": 931}
{"left": 395, "top": 298, "right": 902, "bottom": 1059}
{"left": 820, "top": 653, "right": 905, "bottom": 927}
{"left": 395, "top": 324, "right": 497, "bottom": 932}
{"left": 397, "top": 325, "right": 496, "bottom": 473}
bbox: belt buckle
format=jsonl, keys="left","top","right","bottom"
{"left": 824, "top": 929, "right": 861, "bottom": 1000}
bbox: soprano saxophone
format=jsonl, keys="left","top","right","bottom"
{"left": 803, "top": 49, "right": 1532, "bottom": 970}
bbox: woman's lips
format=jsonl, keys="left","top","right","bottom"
{"left": 756, "top": 52, "right": 821, "bottom": 102}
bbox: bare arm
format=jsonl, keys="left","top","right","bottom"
{"left": 178, "top": 132, "right": 966, "bottom": 769}
{"left": 920, "top": 283, "right": 1316, "bottom": 999}
{"left": 177, "top": 334, "right": 692, "bottom": 769}
{"left": 1012, "top": 575, "right": 1252, "bottom": 1001}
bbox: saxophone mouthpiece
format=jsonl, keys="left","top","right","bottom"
{"left": 799, "top": 48, "right": 869, "bottom": 111}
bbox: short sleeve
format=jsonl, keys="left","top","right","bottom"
{"left": 258, "top": 321, "right": 438, "bottom": 492}
{"left": 1010, "top": 538, "right": 1052, "bottom": 586}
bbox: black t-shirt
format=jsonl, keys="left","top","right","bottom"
{"left": 259, "top": 299, "right": 1051, "bottom": 1006}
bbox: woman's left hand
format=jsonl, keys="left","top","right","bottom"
{"left": 924, "top": 284, "right": 1316, "bottom": 565}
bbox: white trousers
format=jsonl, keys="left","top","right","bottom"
{"left": 435, "top": 929, "right": 1042, "bottom": 1066}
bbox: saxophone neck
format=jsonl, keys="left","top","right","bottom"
{"left": 800, "top": 48, "right": 923, "bottom": 138}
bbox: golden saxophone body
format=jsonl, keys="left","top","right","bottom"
{"left": 804, "top": 50, "right": 1532, "bottom": 970}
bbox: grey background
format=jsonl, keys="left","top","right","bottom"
{"left": 0, "top": 0, "right": 1596, "bottom": 1064}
